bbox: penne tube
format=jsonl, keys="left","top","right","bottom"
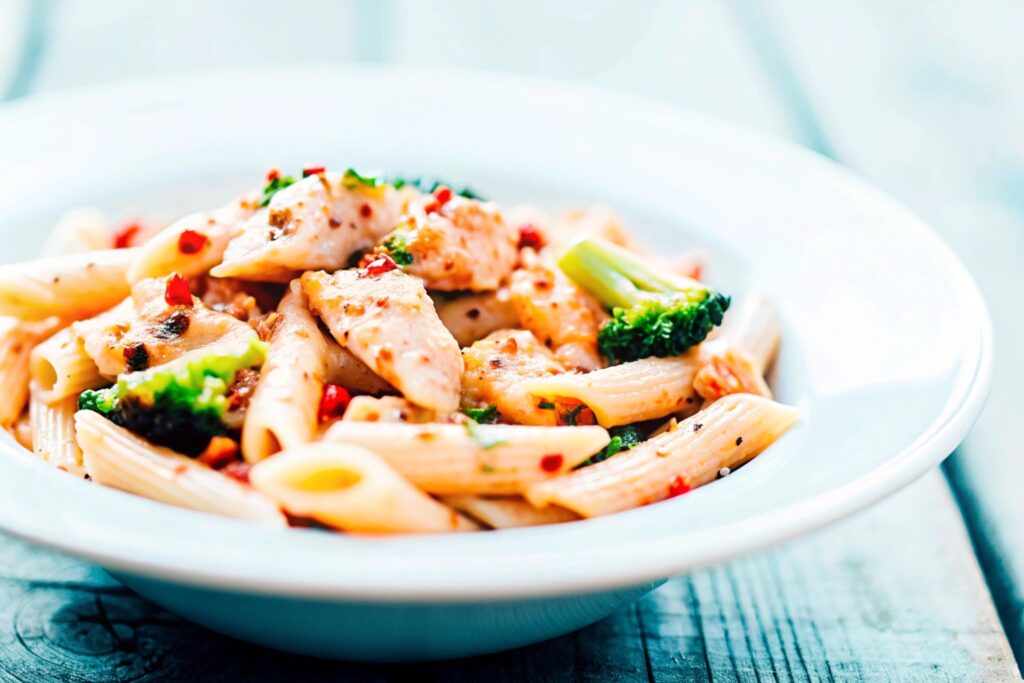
{"left": 75, "top": 411, "right": 286, "bottom": 525}
{"left": 717, "top": 293, "right": 780, "bottom": 373}
{"left": 324, "top": 339, "right": 394, "bottom": 395}
{"left": 0, "top": 316, "right": 61, "bottom": 424}
{"left": 324, "top": 421, "right": 610, "bottom": 495}
{"left": 7, "top": 409, "right": 33, "bottom": 451}
{"left": 42, "top": 207, "right": 111, "bottom": 256}
{"left": 0, "top": 248, "right": 138, "bottom": 321}
{"left": 126, "top": 193, "right": 259, "bottom": 283}
{"left": 435, "top": 289, "right": 519, "bottom": 347}
{"left": 242, "top": 281, "right": 328, "bottom": 463}
{"left": 521, "top": 354, "right": 703, "bottom": 427}
{"left": 441, "top": 495, "right": 579, "bottom": 529}
{"left": 341, "top": 396, "right": 435, "bottom": 424}
{"left": 250, "top": 443, "right": 479, "bottom": 534}
{"left": 526, "top": 394, "right": 798, "bottom": 517}
{"left": 29, "top": 389, "right": 85, "bottom": 476}
{"left": 30, "top": 327, "right": 106, "bottom": 404}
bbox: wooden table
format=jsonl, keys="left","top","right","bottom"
{"left": 1, "top": 1, "right": 1021, "bottom": 680}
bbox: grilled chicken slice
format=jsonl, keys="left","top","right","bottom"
{"left": 461, "top": 329, "right": 566, "bottom": 426}
{"left": 212, "top": 173, "right": 412, "bottom": 282}
{"left": 302, "top": 267, "right": 463, "bottom": 413}
{"left": 508, "top": 260, "right": 605, "bottom": 372}
{"left": 75, "top": 277, "right": 258, "bottom": 376}
{"left": 378, "top": 194, "right": 518, "bottom": 291}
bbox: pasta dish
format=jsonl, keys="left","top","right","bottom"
{"left": 0, "top": 167, "right": 797, "bottom": 533}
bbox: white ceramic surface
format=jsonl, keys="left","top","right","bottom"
{"left": 0, "top": 66, "right": 991, "bottom": 660}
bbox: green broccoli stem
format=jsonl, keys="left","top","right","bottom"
{"left": 557, "top": 237, "right": 703, "bottom": 307}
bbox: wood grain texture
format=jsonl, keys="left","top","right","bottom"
{"left": 0, "top": 0, "right": 1019, "bottom": 680}
{"left": 759, "top": 0, "right": 1024, "bottom": 665}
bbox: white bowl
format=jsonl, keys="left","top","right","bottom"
{"left": 0, "top": 66, "right": 991, "bottom": 661}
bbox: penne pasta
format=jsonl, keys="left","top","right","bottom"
{"left": 0, "top": 316, "right": 61, "bottom": 424}
{"left": 250, "top": 443, "right": 479, "bottom": 533}
{"left": 717, "top": 293, "right": 781, "bottom": 373}
{"left": 7, "top": 409, "right": 33, "bottom": 451}
{"left": 30, "top": 327, "right": 106, "bottom": 404}
{"left": 341, "top": 396, "right": 435, "bottom": 424}
{"left": 29, "top": 389, "right": 85, "bottom": 476}
{"left": 242, "top": 281, "right": 328, "bottom": 463}
{"left": 0, "top": 248, "right": 138, "bottom": 321}
{"left": 526, "top": 394, "right": 798, "bottom": 517}
{"left": 324, "top": 421, "right": 610, "bottom": 495}
{"left": 75, "top": 411, "right": 286, "bottom": 525}
{"left": 441, "top": 495, "right": 579, "bottom": 529}
{"left": 42, "top": 207, "right": 111, "bottom": 256}
{"left": 126, "top": 193, "right": 259, "bottom": 283}
{"left": 521, "top": 354, "right": 703, "bottom": 427}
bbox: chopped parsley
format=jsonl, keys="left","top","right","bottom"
{"left": 577, "top": 424, "right": 645, "bottom": 468}
{"left": 561, "top": 404, "right": 587, "bottom": 426}
{"left": 464, "top": 419, "right": 508, "bottom": 450}
{"left": 342, "top": 168, "right": 386, "bottom": 189}
{"left": 462, "top": 404, "right": 499, "bottom": 424}
{"left": 390, "top": 176, "right": 486, "bottom": 201}
{"left": 538, "top": 401, "right": 556, "bottom": 410}
{"left": 382, "top": 228, "right": 414, "bottom": 266}
{"left": 259, "top": 174, "right": 297, "bottom": 207}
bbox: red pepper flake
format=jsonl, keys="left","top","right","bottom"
{"left": 302, "top": 165, "right": 325, "bottom": 177}
{"left": 197, "top": 436, "right": 240, "bottom": 468}
{"left": 164, "top": 273, "right": 194, "bottom": 307}
{"left": 266, "top": 168, "right": 281, "bottom": 182}
{"left": 539, "top": 454, "right": 564, "bottom": 472}
{"left": 363, "top": 254, "right": 398, "bottom": 278}
{"left": 359, "top": 203, "right": 373, "bottom": 218}
{"left": 222, "top": 460, "right": 252, "bottom": 484}
{"left": 177, "top": 229, "right": 208, "bottom": 254}
{"left": 318, "top": 384, "right": 351, "bottom": 422}
{"left": 113, "top": 221, "right": 142, "bottom": 249}
{"left": 517, "top": 224, "right": 545, "bottom": 250}
{"left": 667, "top": 475, "right": 691, "bottom": 498}
{"left": 423, "top": 186, "right": 454, "bottom": 214}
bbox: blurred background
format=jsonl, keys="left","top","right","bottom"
{"left": 1, "top": 0, "right": 1023, "bottom": 670}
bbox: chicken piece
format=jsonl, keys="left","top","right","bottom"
{"left": 434, "top": 288, "right": 519, "bottom": 347}
{"left": 212, "top": 173, "right": 412, "bottom": 282}
{"left": 461, "top": 329, "right": 566, "bottom": 426}
{"left": 302, "top": 267, "right": 463, "bottom": 413}
{"left": 75, "top": 277, "right": 258, "bottom": 376}
{"left": 508, "top": 263, "right": 605, "bottom": 372}
{"left": 192, "top": 275, "right": 279, "bottom": 324}
{"left": 377, "top": 194, "right": 518, "bottom": 291}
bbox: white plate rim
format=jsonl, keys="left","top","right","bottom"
{"left": 0, "top": 65, "right": 993, "bottom": 601}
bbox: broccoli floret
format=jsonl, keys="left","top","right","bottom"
{"left": 558, "top": 237, "right": 729, "bottom": 363}
{"left": 577, "top": 424, "right": 644, "bottom": 468}
{"left": 381, "top": 227, "right": 415, "bottom": 266}
{"left": 78, "top": 338, "right": 267, "bottom": 456}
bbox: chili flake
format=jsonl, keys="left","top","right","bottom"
{"left": 198, "top": 436, "right": 240, "bottom": 468}
{"left": 113, "top": 222, "right": 142, "bottom": 249}
{"left": 667, "top": 475, "right": 691, "bottom": 498}
{"left": 363, "top": 254, "right": 398, "bottom": 277}
{"left": 177, "top": 229, "right": 208, "bottom": 254}
{"left": 265, "top": 168, "right": 281, "bottom": 182}
{"left": 164, "top": 273, "right": 194, "bottom": 307}
{"left": 318, "top": 384, "right": 351, "bottom": 422}
{"left": 222, "top": 460, "right": 252, "bottom": 484}
{"left": 539, "top": 454, "right": 564, "bottom": 472}
{"left": 302, "top": 165, "right": 326, "bottom": 177}
{"left": 517, "top": 224, "right": 544, "bottom": 250}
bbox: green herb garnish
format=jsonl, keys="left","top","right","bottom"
{"left": 260, "top": 175, "right": 297, "bottom": 207}
{"left": 464, "top": 419, "right": 508, "bottom": 450}
{"left": 382, "top": 228, "right": 414, "bottom": 266}
{"left": 561, "top": 404, "right": 587, "bottom": 426}
{"left": 538, "top": 401, "right": 556, "bottom": 410}
{"left": 463, "top": 404, "right": 499, "bottom": 424}
{"left": 577, "top": 424, "right": 645, "bottom": 468}
{"left": 342, "top": 168, "right": 386, "bottom": 189}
